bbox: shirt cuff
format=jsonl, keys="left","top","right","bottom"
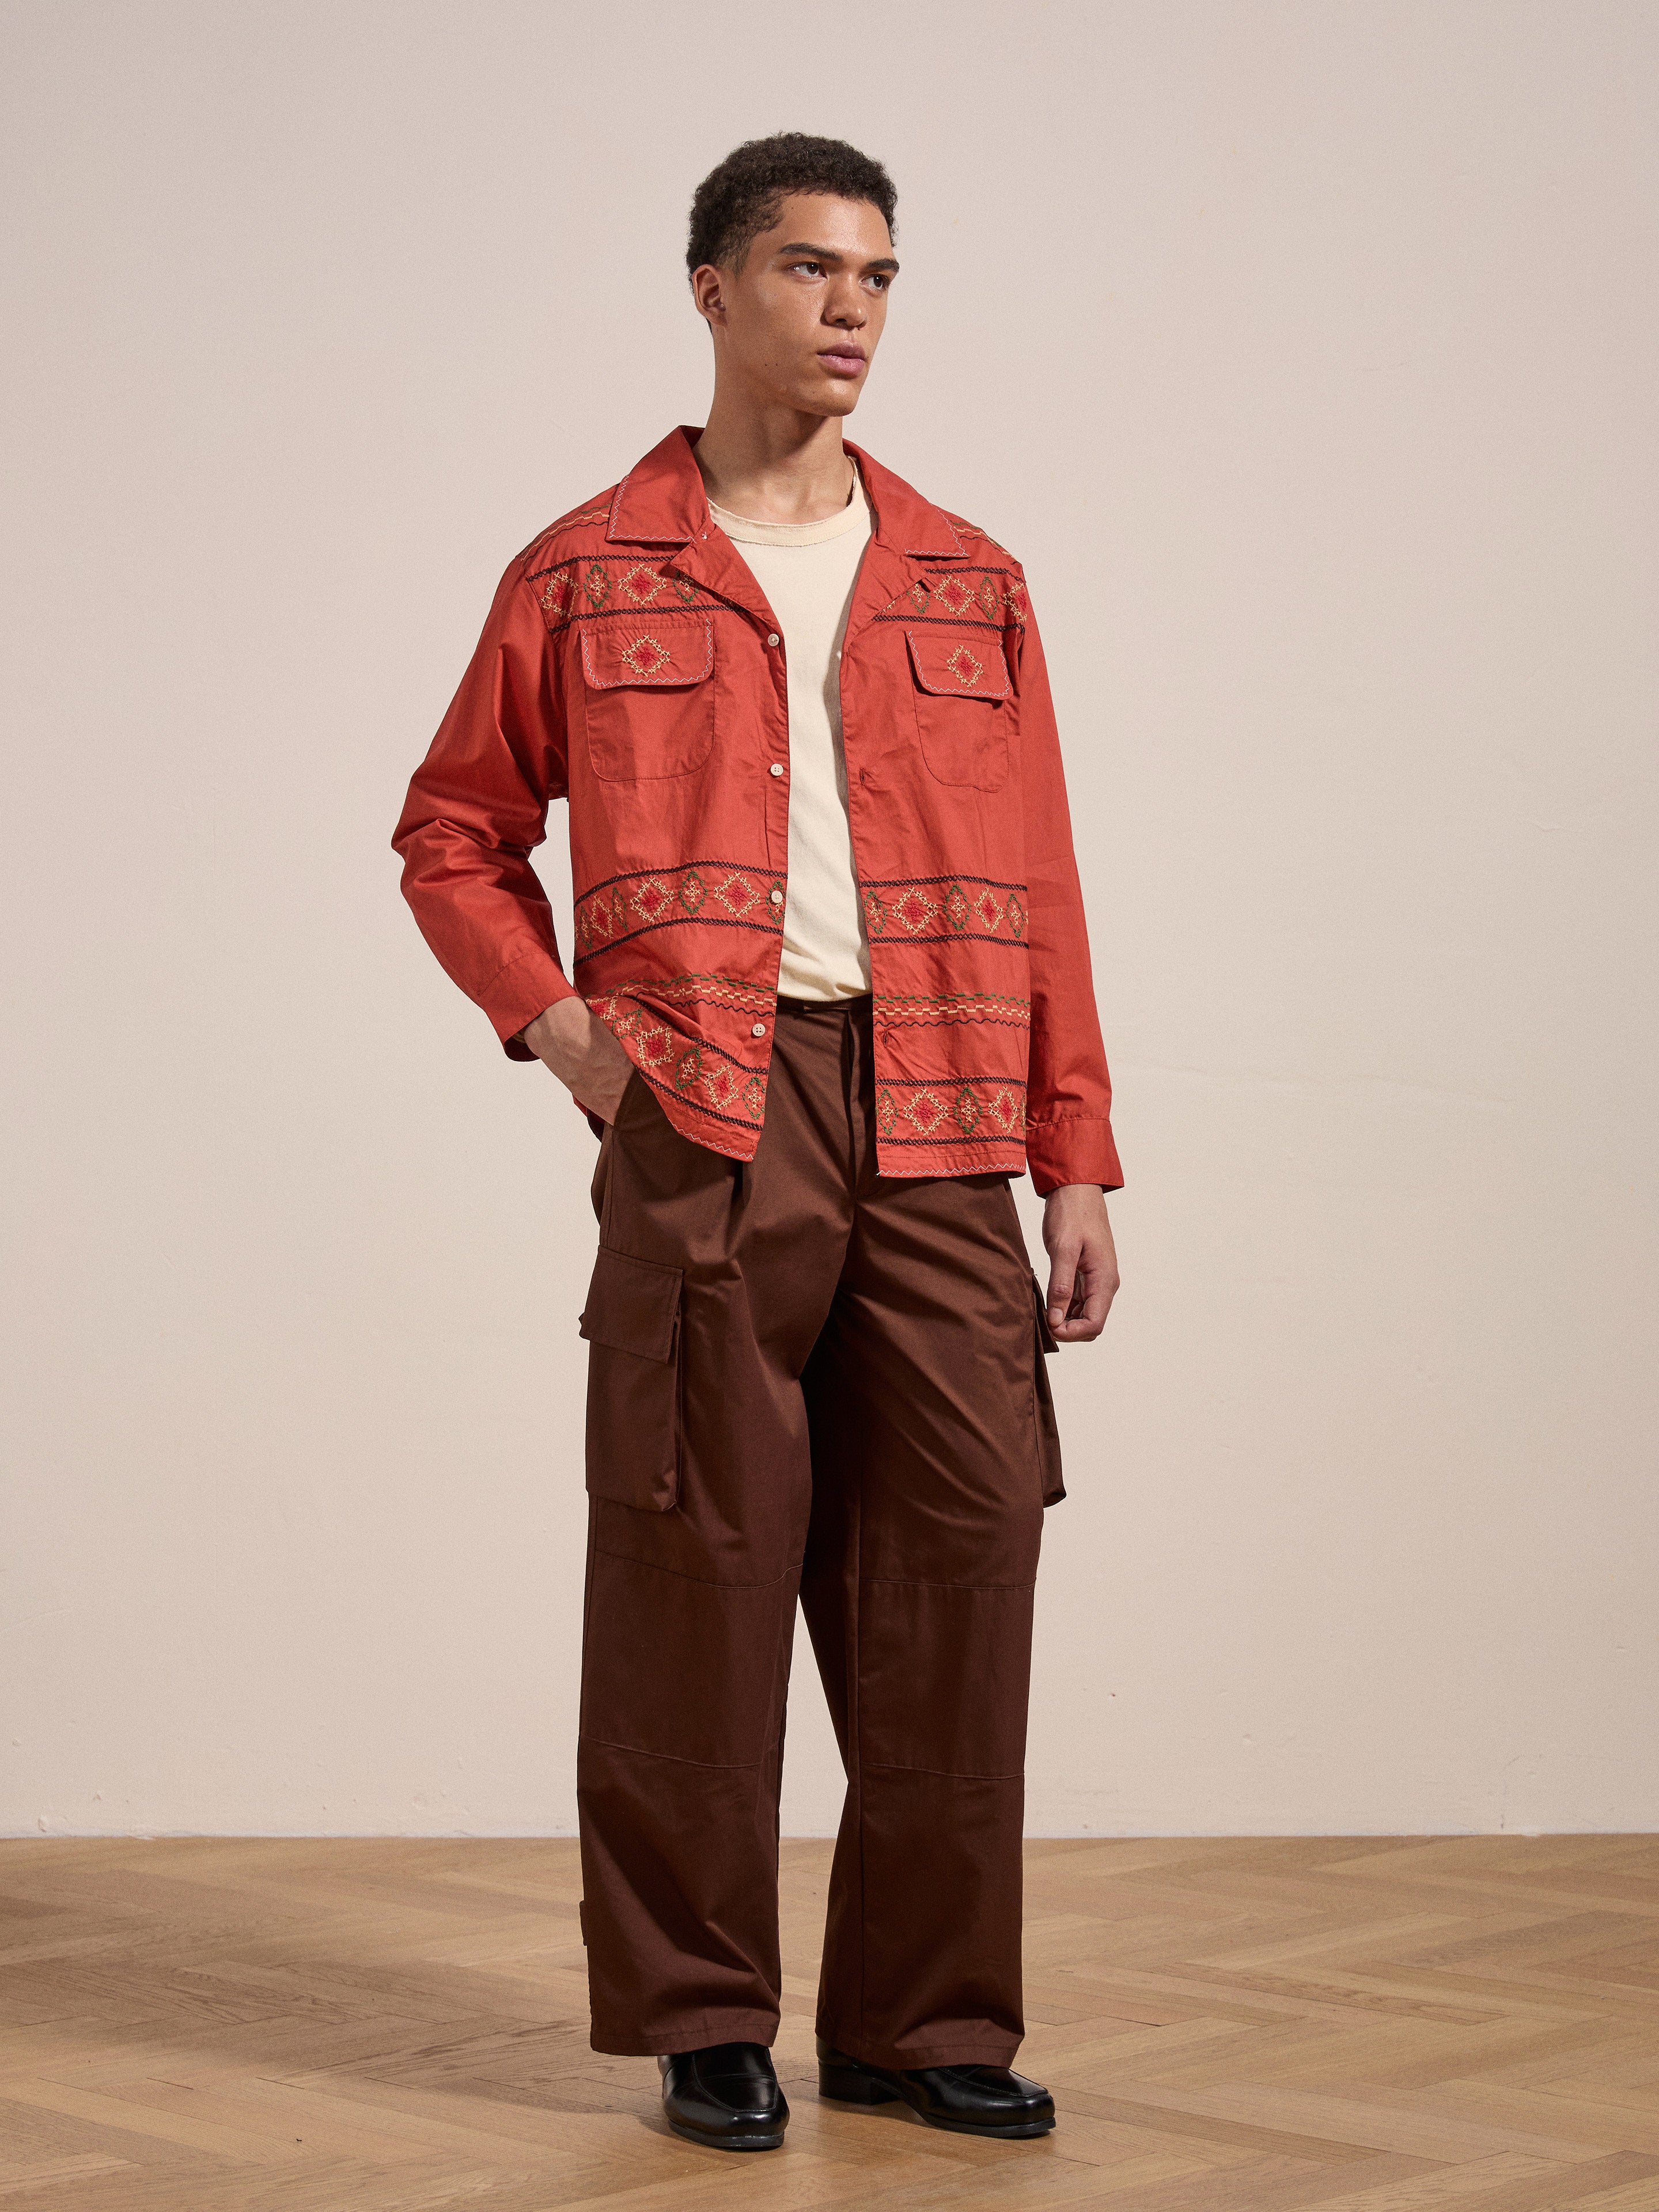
{"left": 478, "top": 949, "right": 581, "bottom": 1060}
{"left": 1026, "top": 1115, "right": 1124, "bottom": 1198}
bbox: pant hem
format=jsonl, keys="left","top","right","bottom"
{"left": 591, "top": 2009, "right": 781, "bottom": 2058}
{"left": 816, "top": 2022, "right": 1022, "bottom": 2070}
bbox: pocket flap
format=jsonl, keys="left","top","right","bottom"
{"left": 905, "top": 627, "right": 1010, "bottom": 700}
{"left": 581, "top": 615, "right": 713, "bottom": 690}
{"left": 578, "top": 1245, "right": 683, "bottom": 1361}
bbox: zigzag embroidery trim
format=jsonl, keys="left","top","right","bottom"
{"left": 587, "top": 990, "right": 768, "bottom": 1129}
{"left": 873, "top": 990, "right": 1031, "bottom": 1028}
{"left": 604, "top": 971, "right": 775, "bottom": 1016}
{"left": 861, "top": 874, "right": 1028, "bottom": 945}
{"left": 874, "top": 568, "right": 1027, "bottom": 629}
{"left": 516, "top": 505, "right": 612, "bottom": 570}
{"left": 874, "top": 1077, "right": 1028, "bottom": 1144}
{"left": 574, "top": 863, "right": 786, "bottom": 960}
{"left": 941, "top": 514, "right": 1010, "bottom": 556}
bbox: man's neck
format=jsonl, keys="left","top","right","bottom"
{"left": 691, "top": 396, "right": 855, "bottom": 527}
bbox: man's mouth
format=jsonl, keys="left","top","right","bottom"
{"left": 819, "top": 347, "right": 866, "bottom": 377}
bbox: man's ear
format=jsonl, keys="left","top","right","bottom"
{"left": 690, "top": 263, "right": 728, "bottom": 329}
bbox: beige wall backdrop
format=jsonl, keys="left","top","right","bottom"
{"left": 4, "top": 0, "right": 1656, "bottom": 1838}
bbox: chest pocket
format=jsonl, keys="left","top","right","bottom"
{"left": 579, "top": 614, "right": 715, "bottom": 781}
{"left": 905, "top": 627, "right": 1011, "bottom": 791}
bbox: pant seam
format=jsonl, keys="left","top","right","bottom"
{"left": 579, "top": 1732, "right": 768, "bottom": 1774}
{"left": 860, "top": 1575, "right": 1038, "bottom": 1592}
{"left": 594, "top": 1544, "right": 797, "bottom": 1592}
{"left": 861, "top": 1759, "right": 1025, "bottom": 1781}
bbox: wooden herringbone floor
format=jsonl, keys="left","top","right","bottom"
{"left": 2, "top": 1839, "right": 1657, "bottom": 2209}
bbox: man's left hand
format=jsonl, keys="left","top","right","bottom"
{"left": 1040, "top": 1185, "right": 1120, "bottom": 1342}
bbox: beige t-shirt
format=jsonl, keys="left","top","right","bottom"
{"left": 709, "top": 468, "right": 874, "bottom": 1001}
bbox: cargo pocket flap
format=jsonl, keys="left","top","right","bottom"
{"left": 578, "top": 1246, "right": 683, "bottom": 1362}
{"left": 578, "top": 1246, "right": 685, "bottom": 1512}
{"left": 904, "top": 627, "right": 1010, "bottom": 700}
{"left": 581, "top": 615, "right": 713, "bottom": 690}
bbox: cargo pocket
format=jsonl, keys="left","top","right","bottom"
{"left": 1029, "top": 1268, "right": 1066, "bottom": 1507}
{"left": 906, "top": 626, "right": 1012, "bottom": 790}
{"left": 577, "top": 1244, "right": 685, "bottom": 1510}
{"left": 578, "top": 613, "right": 716, "bottom": 781}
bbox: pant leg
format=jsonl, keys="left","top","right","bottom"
{"left": 798, "top": 1005, "right": 1051, "bottom": 2071}
{"left": 574, "top": 1013, "right": 855, "bottom": 2055}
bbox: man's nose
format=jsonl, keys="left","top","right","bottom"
{"left": 825, "top": 282, "right": 867, "bottom": 327}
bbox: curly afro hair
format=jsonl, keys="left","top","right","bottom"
{"left": 687, "top": 132, "right": 896, "bottom": 279}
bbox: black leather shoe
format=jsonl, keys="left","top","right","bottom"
{"left": 657, "top": 2041, "right": 788, "bottom": 2150}
{"left": 817, "top": 2035, "right": 1055, "bottom": 2137}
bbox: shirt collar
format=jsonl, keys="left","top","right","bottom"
{"left": 607, "top": 423, "right": 965, "bottom": 559}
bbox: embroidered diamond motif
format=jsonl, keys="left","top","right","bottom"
{"left": 893, "top": 888, "right": 935, "bottom": 934}
{"left": 620, "top": 634, "right": 673, "bottom": 678}
{"left": 984, "top": 1086, "right": 1025, "bottom": 1134}
{"left": 712, "top": 871, "right": 761, "bottom": 918}
{"left": 972, "top": 888, "right": 1002, "bottom": 931}
{"left": 907, "top": 1089, "right": 948, "bottom": 1136}
{"left": 678, "top": 870, "right": 706, "bottom": 914}
{"left": 632, "top": 876, "right": 673, "bottom": 922}
{"left": 944, "top": 882, "right": 971, "bottom": 934}
{"left": 617, "top": 563, "right": 667, "bottom": 605}
{"left": 540, "top": 571, "right": 574, "bottom": 619}
{"left": 935, "top": 577, "right": 978, "bottom": 619}
{"left": 944, "top": 643, "right": 984, "bottom": 688}
{"left": 584, "top": 560, "right": 611, "bottom": 611}
{"left": 952, "top": 1084, "right": 983, "bottom": 1137}
{"left": 1005, "top": 890, "right": 1027, "bottom": 939}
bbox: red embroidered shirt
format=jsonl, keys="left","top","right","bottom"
{"left": 392, "top": 426, "right": 1124, "bottom": 1195}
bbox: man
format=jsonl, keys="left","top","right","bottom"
{"left": 393, "top": 132, "right": 1122, "bottom": 2153}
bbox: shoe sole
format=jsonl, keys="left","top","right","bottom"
{"left": 819, "top": 2064, "right": 1055, "bottom": 2138}
{"left": 664, "top": 2116, "right": 785, "bottom": 2152}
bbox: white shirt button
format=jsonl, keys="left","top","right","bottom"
{"left": 767, "top": 632, "right": 781, "bottom": 647}
{"left": 751, "top": 1021, "right": 767, "bottom": 1037}
{"left": 769, "top": 888, "right": 784, "bottom": 906}
{"left": 768, "top": 761, "right": 785, "bottom": 776}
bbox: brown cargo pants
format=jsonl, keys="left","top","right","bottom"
{"left": 575, "top": 990, "right": 1065, "bottom": 2070}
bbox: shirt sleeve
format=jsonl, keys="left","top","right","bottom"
{"left": 391, "top": 559, "right": 582, "bottom": 1058}
{"left": 1009, "top": 576, "right": 1125, "bottom": 1196}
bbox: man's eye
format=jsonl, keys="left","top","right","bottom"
{"left": 792, "top": 260, "right": 822, "bottom": 276}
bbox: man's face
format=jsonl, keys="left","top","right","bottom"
{"left": 692, "top": 192, "right": 898, "bottom": 417}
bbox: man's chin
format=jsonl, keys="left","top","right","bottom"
{"left": 795, "top": 378, "right": 864, "bottom": 420}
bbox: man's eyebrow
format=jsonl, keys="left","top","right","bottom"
{"left": 775, "top": 241, "right": 901, "bottom": 274}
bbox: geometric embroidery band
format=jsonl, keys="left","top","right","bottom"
{"left": 873, "top": 988, "right": 1031, "bottom": 1030}
{"left": 529, "top": 555, "right": 724, "bottom": 633}
{"left": 575, "top": 861, "right": 786, "bottom": 961}
{"left": 874, "top": 1076, "right": 1028, "bottom": 1145}
{"left": 872, "top": 566, "right": 1027, "bottom": 630}
{"left": 861, "top": 874, "right": 1027, "bottom": 945}
{"left": 586, "top": 988, "right": 768, "bottom": 1130}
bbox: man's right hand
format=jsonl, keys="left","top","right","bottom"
{"left": 520, "top": 998, "right": 637, "bottom": 1124}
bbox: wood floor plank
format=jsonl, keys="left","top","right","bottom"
{"left": 0, "top": 1837, "right": 1655, "bottom": 2207}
